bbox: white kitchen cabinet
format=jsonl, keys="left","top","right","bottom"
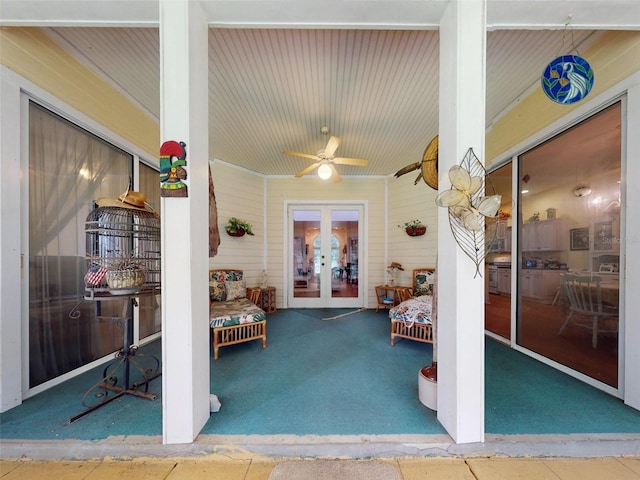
{"left": 521, "top": 269, "right": 542, "bottom": 299}
{"left": 496, "top": 220, "right": 507, "bottom": 239}
{"left": 536, "top": 220, "right": 559, "bottom": 250}
{"left": 522, "top": 223, "right": 536, "bottom": 251}
{"left": 487, "top": 220, "right": 511, "bottom": 253}
{"left": 498, "top": 267, "right": 511, "bottom": 295}
{"left": 521, "top": 269, "right": 563, "bottom": 304}
{"left": 522, "top": 219, "right": 565, "bottom": 252}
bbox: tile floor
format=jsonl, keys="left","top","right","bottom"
{"left": 2, "top": 456, "right": 640, "bottom": 480}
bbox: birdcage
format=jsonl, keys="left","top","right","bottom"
{"left": 84, "top": 204, "right": 160, "bottom": 295}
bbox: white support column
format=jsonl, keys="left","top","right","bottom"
{"left": 624, "top": 77, "right": 640, "bottom": 410}
{"left": 0, "top": 70, "right": 23, "bottom": 412}
{"left": 437, "top": 0, "right": 487, "bottom": 443}
{"left": 159, "top": 0, "right": 210, "bottom": 444}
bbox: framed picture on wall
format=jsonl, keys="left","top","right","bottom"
{"left": 592, "top": 220, "right": 614, "bottom": 251}
{"left": 570, "top": 227, "right": 589, "bottom": 251}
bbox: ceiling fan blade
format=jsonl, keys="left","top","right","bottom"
{"left": 324, "top": 136, "right": 341, "bottom": 157}
{"left": 283, "top": 150, "right": 319, "bottom": 161}
{"left": 295, "top": 162, "right": 321, "bottom": 178}
{"left": 329, "top": 163, "right": 342, "bottom": 182}
{"left": 333, "top": 157, "right": 369, "bottom": 167}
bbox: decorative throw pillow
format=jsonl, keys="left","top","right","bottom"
{"left": 209, "top": 279, "right": 227, "bottom": 302}
{"left": 226, "top": 271, "right": 243, "bottom": 282}
{"left": 225, "top": 280, "right": 247, "bottom": 300}
{"left": 414, "top": 272, "right": 434, "bottom": 296}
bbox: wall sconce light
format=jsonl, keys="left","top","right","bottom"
{"left": 317, "top": 163, "right": 332, "bottom": 180}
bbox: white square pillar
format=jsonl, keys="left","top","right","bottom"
{"left": 0, "top": 71, "right": 23, "bottom": 412}
{"left": 159, "top": 0, "right": 210, "bottom": 444}
{"left": 437, "top": 0, "right": 487, "bottom": 443}
{"left": 624, "top": 78, "right": 640, "bottom": 410}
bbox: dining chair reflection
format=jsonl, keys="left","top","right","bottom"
{"left": 558, "top": 274, "right": 618, "bottom": 348}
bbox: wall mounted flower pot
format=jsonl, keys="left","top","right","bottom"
{"left": 226, "top": 228, "right": 246, "bottom": 237}
{"left": 405, "top": 226, "right": 427, "bottom": 236}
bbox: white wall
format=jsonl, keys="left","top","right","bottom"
{"left": 387, "top": 171, "right": 438, "bottom": 286}
{"left": 209, "top": 160, "right": 266, "bottom": 287}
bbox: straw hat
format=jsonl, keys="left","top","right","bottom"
{"left": 96, "top": 190, "right": 158, "bottom": 216}
{"left": 421, "top": 135, "right": 439, "bottom": 190}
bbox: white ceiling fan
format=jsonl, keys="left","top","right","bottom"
{"left": 283, "top": 127, "right": 369, "bottom": 182}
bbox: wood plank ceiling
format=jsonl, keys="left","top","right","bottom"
{"left": 44, "top": 26, "right": 601, "bottom": 177}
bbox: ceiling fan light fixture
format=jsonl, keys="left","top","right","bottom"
{"left": 573, "top": 185, "right": 592, "bottom": 197}
{"left": 317, "top": 163, "right": 332, "bottom": 180}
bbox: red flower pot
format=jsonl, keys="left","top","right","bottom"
{"left": 226, "top": 228, "right": 246, "bottom": 237}
{"left": 406, "top": 226, "right": 426, "bottom": 236}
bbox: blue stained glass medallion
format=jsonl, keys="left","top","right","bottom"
{"left": 541, "top": 55, "right": 594, "bottom": 105}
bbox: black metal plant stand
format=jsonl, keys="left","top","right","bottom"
{"left": 67, "top": 290, "right": 161, "bottom": 424}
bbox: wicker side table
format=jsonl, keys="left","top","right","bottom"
{"left": 259, "top": 286, "right": 277, "bottom": 314}
{"left": 375, "top": 285, "right": 410, "bottom": 312}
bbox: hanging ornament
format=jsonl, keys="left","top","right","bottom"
{"left": 541, "top": 20, "right": 594, "bottom": 105}
{"left": 542, "top": 55, "right": 594, "bottom": 104}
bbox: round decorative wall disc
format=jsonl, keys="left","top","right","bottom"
{"left": 541, "top": 55, "right": 594, "bottom": 105}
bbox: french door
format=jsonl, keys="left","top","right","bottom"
{"left": 287, "top": 203, "right": 364, "bottom": 308}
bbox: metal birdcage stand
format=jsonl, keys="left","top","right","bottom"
{"left": 68, "top": 203, "right": 162, "bottom": 423}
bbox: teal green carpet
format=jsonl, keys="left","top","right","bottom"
{"left": 2, "top": 308, "right": 640, "bottom": 440}
{"left": 204, "top": 308, "right": 441, "bottom": 435}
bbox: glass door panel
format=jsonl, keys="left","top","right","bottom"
{"left": 330, "top": 209, "right": 360, "bottom": 300}
{"left": 516, "top": 101, "right": 621, "bottom": 388}
{"left": 288, "top": 205, "right": 363, "bottom": 308}
{"left": 485, "top": 162, "right": 513, "bottom": 340}
{"left": 292, "top": 209, "right": 321, "bottom": 300}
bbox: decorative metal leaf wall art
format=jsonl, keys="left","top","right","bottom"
{"left": 435, "top": 148, "right": 501, "bottom": 277}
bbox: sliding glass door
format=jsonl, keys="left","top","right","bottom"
{"left": 516, "top": 101, "right": 622, "bottom": 388}
{"left": 27, "top": 102, "right": 131, "bottom": 390}
{"left": 287, "top": 204, "right": 363, "bottom": 308}
{"left": 25, "top": 101, "right": 160, "bottom": 394}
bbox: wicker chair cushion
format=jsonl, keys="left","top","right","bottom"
{"left": 389, "top": 295, "right": 433, "bottom": 326}
{"left": 209, "top": 298, "right": 266, "bottom": 328}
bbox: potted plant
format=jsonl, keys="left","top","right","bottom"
{"left": 399, "top": 219, "right": 427, "bottom": 236}
{"left": 225, "top": 217, "right": 255, "bottom": 237}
